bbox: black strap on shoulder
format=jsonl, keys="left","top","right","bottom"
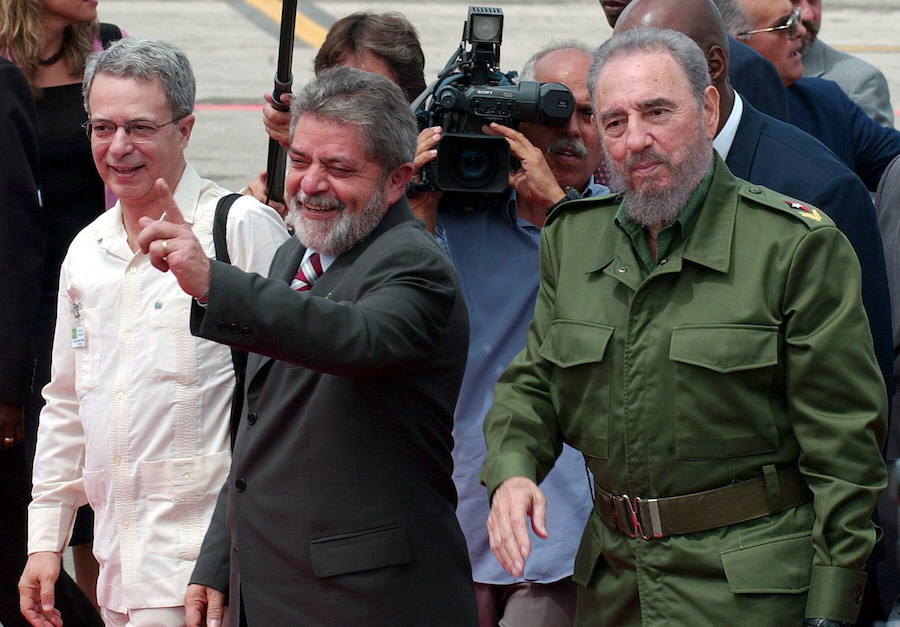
{"left": 213, "top": 193, "right": 247, "bottom": 449}
{"left": 98, "top": 23, "right": 123, "bottom": 49}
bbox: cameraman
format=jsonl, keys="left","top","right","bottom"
{"left": 415, "top": 42, "right": 607, "bottom": 626}
{"left": 247, "top": 11, "right": 429, "bottom": 214}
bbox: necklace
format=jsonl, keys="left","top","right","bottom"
{"left": 38, "top": 46, "right": 65, "bottom": 66}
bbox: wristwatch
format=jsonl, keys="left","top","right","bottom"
{"left": 547, "top": 186, "right": 583, "bottom": 215}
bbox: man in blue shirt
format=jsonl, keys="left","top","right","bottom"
{"left": 415, "top": 42, "right": 607, "bottom": 626}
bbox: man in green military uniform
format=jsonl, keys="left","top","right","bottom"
{"left": 481, "top": 28, "right": 886, "bottom": 626}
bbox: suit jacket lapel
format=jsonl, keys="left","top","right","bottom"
{"left": 245, "top": 198, "right": 414, "bottom": 386}
{"left": 247, "top": 237, "right": 304, "bottom": 386}
{"left": 725, "top": 101, "right": 763, "bottom": 180}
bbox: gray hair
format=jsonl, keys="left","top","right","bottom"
{"left": 289, "top": 67, "right": 417, "bottom": 172}
{"left": 519, "top": 39, "right": 594, "bottom": 81}
{"left": 83, "top": 38, "right": 195, "bottom": 118}
{"left": 711, "top": 0, "right": 752, "bottom": 35}
{"left": 588, "top": 28, "right": 711, "bottom": 112}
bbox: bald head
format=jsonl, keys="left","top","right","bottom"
{"left": 613, "top": 0, "right": 734, "bottom": 133}
{"left": 616, "top": 0, "right": 729, "bottom": 57}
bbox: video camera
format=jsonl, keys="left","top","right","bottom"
{"left": 412, "top": 7, "right": 575, "bottom": 205}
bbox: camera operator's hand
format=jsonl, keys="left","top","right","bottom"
{"left": 415, "top": 126, "right": 441, "bottom": 173}
{"left": 263, "top": 92, "right": 293, "bottom": 149}
{"left": 245, "top": 169, "right": 288, "bottom": 219}
{"left": 409, "top": 127, "right": 443, "bottom": 234}
{"left": 484, "top": 123, "right": 564, "bottom": 220}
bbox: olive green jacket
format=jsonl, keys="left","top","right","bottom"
{"left": 482, "top": 157, "right": 887, "bottom": 624}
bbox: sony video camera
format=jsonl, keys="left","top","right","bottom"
{"left": 412, "top": 7, "right": 575, "bottom": 204}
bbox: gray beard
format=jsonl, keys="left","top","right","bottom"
{"left": 606, "top": 128, "right": 713, "bottom": 228}
{"left": 289, "top": 179, "right": 387, "bottom": 255}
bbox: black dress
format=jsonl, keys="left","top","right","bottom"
{"left": 27, "top": 83, "right": 104, "bottom": 543}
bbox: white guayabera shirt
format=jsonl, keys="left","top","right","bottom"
{"left": 28, "top": 165, "right": 289, "bottom": 613}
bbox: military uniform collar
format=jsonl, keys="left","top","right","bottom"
{"left": 592, "top": 154, "right": 736, "bottom": 277}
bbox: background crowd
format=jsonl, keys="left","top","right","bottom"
{"left": 1, "top": 0, "right": 899, "bottom": 626}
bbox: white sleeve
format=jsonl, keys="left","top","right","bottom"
{"left": 28, "top": 258, "right": 88, "bottom": 555}
{"left": 224, "top": 196, "right": 290, "bottom": 275}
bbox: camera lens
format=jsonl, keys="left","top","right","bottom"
{"left": 435, "top": 133, "right": 509, "bottom": 194}
{"left": 456, "top": 148, "right": 494, "bottom": 186}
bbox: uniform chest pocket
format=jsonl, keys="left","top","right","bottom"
{"left": 537, "top": 320, "right": 614, "bottom": 459}
{"left": 670, "top": 324, "right": 780, "bottom": 459}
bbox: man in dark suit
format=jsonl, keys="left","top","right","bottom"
{"left": 600, "top": 0, "right": 789, "bottom": 121}
{"left": 732, "top": 0, "right": 900, "bottom": 190}
{"left": 138, "top": 67, "right": 477, "bottom": 627}
{"left": 0, "top": 56, "right": 45, "bottom": 627}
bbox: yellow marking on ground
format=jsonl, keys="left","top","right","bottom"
{"left": 835, "top": 44, "right": 900, "bottom": 53}
{"left": 243, "top": 0, "right": 327, "bottom": 49}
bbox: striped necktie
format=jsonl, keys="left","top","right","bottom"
{"left": 291, "top": 252, "right": 323, "bottom": 292}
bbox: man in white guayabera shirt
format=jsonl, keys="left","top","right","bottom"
{"left": 18, "top": 38, "right": 288, "bottom": 627}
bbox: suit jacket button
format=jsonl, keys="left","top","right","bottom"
{"left": 247, "top": 412, "right": 257, "bottom": 425}
{"left": 241, "top": 326, "right": 252, "bottom": 336}
{"left": 217, "top": 320, "right": 229, "bottom": 331}
{"left": 235, "top": 476, "right": 247, "bottom": 492}
{"left": 230, "top": 322, "right": 241, "bottom": 334}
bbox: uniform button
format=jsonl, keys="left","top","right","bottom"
{"left": 235, "top": 476, "right": 247, "bottom": 491}
{"left": 241, "top": 326, "right": 251, "bottom": 337}
{"left": 854, "top": 587, "right": 864, "bottom": 604}
{"left": 122, "top": 329, "right": 131, "bottom": 338}
{"left": 113, "top": 455, "right": 122, "bottom": 465}
{"left": 129, "top": 267, "right": 137, "bottom": 274}
{"left": 749, "top": 186, "right": 761, "bottom": 194}
{"left": 230, "top": 323, "right": 241, "bottom": 334}
{"left": 182, "top": 472, "right": 191, "bottom": 480}
{"left": 616, "top": 266, "right": 627, "bottom": 273}
{"left": 121, "top": 520, "right": 130, "bottom": 529}
{"left": 659, "top": 258, "right": 669, "bottom": 265}
{"left": 247, "top": 412, "right": 258, "bottom": 425}
{"left": 217, "top": 320, "right": 229, "bottom": 332}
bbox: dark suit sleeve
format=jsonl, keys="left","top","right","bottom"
{"left": 189, "top": 481, "right": 231, "bottom": 594}
{"left": 192, "top": 236, "right": 459, "bottom": 377}
{"left": 728, "top": 37, "right": 789, "bottom": 123}
{"left": 0, "top": 60, "right": 45, "bottom": 404}
{"left": 825, "top": 169, "right": 895, "bottom": 405}
{"left": 845, "top": 93, "right": 900, "bottom": 191}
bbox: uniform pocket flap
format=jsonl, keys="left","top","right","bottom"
{"left": 670, "top": 324, "right": 778, "bottom": 373}
{"left": 538, "top": 320, "right": 614, "bottom": 368}
{"left": 309, "top": 525, "right": 411, "bottom": 578}
{"left": 721, "top": 533, "right": 813, "bottom": 594}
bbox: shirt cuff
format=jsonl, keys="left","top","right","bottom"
{"left": 805, "top": 564, "right": 867, "bottom": 623}
{"left": 27, "top": 506, "right": 76, "bottom": 555}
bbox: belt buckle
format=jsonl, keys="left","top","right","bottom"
{"left": 621, "top": 495, "right": 663, "bottom": 540}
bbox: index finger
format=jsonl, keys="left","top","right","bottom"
{"left": 150, "top": 178, "right": 186, "bottom": 225}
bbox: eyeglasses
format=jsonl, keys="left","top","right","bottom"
{"left": 736, "top": 6, "right": 802, "bottom": 40}
{"left": 82, "top": 117, "right": 182, "bottom": 143}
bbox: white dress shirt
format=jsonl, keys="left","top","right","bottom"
{"left": 28, "top": 164, "right": 289, "bottom": 612}
{"left": 713, "top": 91, "right": 744, "bottom": 161}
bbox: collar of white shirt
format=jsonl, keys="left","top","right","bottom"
{"left": 713, "top": 91, "right": 744, "bottom": 161}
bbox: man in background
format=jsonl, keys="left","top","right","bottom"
{"left": 795, "top": 0, "right": 894, "bottom": 127}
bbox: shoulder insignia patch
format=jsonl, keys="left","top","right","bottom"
{"left": 786, "top": 200, "right": 823, "bottom": 221}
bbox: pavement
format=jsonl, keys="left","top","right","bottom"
{"left": 95, "top": 0, "right": 900, "bottom": 193}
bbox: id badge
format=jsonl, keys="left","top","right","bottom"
{"left": 71, "top": 302, "right": 86, "bottom": 348}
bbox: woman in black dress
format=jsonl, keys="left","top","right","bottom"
{"left": 1, "top": 1, "right": 123, "bottom": 623}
